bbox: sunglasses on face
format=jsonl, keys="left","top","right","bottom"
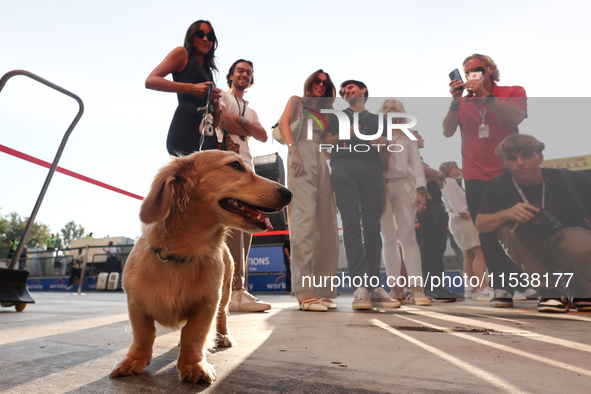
{"left": 194, "top": 30, "right": 215, "bottom": 41}
{"left": 312, "top": 77, "right": 328, "bottom": 86}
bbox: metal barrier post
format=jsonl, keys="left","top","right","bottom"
{"left": 0, "top": 70, "right": 84, "bottom": 270}
{"left": 76, "top": 245, "right": 90, "bottom": 296}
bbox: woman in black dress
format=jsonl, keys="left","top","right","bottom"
{"left": 146, "top": 20, "right": 222, "bottom": 155}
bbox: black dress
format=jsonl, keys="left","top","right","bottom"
{"left": 167, "top": 57, "right": 218, "bottom": 156}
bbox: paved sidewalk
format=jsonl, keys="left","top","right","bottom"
{"left": 1, "top": 292, "right": 591, "bottom": 393}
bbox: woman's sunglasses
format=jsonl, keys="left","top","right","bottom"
{"left": 194, "top": 30, "right": 215, "bottom": 41}
{"left": 312, "top": 77, "right": 329, "bottom": 86}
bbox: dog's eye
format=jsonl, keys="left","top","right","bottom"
{"left": 227, "top": 160, "right": 245, "bottom": 171}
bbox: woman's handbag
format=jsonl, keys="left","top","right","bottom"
{"left": 216, "top": 127, "right": 240, "bottom": 154}
{"left": 272, "top": 104, "right": 304, "bottom": 145}
{"left": 271, "top": 122, "right": 285, "bottom": 145}
{"left": 215, "top": 109, "right": 240, "bottom": 154}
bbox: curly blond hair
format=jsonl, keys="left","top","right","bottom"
{"left": 463, "top": 54, "right": 500, "bottom": 83}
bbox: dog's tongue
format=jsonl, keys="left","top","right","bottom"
{"left": 243, "top": 204, "right": 274, "bottom": 231}
{"left": 263, "top": 215, "right": 274, "bottom": 230}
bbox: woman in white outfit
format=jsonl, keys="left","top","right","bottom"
{"left": 278, "top": 70, "right": 340, "bottom": 312}
{"left": 439, "top": 162, "right": 493, "bottom": 299}
{"left": 379, "top": 99, "right": 431, "bottom": 306}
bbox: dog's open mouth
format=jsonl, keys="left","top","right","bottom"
{"left": 219, "top": 198, "right": 275, "bottom": 230}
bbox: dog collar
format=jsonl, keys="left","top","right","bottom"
{"left": 151, "top": 247, "right": 191, "bottom": 264}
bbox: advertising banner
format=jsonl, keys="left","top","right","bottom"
{"left": 26, "top": 276, "right": 119, "bottom": 291}
{"left": 248, "top": 245, "right": 285, "bottom": 273}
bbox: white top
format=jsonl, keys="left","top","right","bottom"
{"left": 218, "top": 89, "right": 261, "bottom": 168}
{"left": 385, "top": 131, "right": 426, "bottom": 200}
{"left": 441, "top": 177, "right": 469, "bottom": 217}
{"left": 74, "top": 251, "right": 86, "bottom": 268}
{"left": 103, "top": 246, "right": 119, "bottom": 256}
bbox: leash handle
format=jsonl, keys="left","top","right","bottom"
{"left": 198, "top": 84, "right": 214, "bottom": 151}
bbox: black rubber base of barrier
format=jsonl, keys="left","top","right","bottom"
{"left": 0, "top": 267, "right": 36, "bottom": 305}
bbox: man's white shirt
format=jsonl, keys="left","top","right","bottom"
{"left": 218, "top": 89, "right": 261, "bottom": 168}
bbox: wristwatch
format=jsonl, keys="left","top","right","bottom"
{"left": 240, "top": 116, "right": 247, "bottom": 126}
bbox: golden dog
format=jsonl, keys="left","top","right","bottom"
{"left": 110, "top": 150, "right": 291, "bottom": 383}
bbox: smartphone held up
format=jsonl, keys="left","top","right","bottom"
{"left": 449, "top": 68, "right": 463, "bottom": 82}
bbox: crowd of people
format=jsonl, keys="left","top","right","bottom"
{"left": 145, "top": 20, "right": 591, "bottom": 314}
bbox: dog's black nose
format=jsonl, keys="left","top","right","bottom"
{"left": 278, "top": 187, "right": 292, "bottom": 203}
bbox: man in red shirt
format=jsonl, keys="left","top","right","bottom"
{"left": 442, "top": 54, "right": 529, "bottom": 308}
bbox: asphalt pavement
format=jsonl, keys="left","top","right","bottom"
{"left": 1, "top": 292, "right": 590, "bottom": 393}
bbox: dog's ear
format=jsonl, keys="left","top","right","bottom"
{"left": 140, "top": 175, "right": 176, "bottom": 224}
{"left": 140, "top": 160, "right": 197, "bottom": 224}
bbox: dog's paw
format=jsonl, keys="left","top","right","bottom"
{"left": 216, "top": 333, "right": 236, "bottom": 348}
{"left": 178, "top": 360, "right": 217, "bottom": 383}
{"left": 110, "top": 356, "right": 150, "bottom": 378}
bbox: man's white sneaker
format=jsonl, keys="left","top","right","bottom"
{"left": 413, "top": 291, "right": 432, "bottom": 306}
{"left": 472, "top": 286, "right": 495, "bottom": 301}
{"left": 370, "top": 287, "right": 401, "bottom": 308}
{"left": 513, "top": 290, "right": 527, "bottom": 301}
{"left": 229, "top": 289, "right": 271, "bottom": 312}
{"left": 514, "top": 288, "right": 538, "bottom": 300}
{"left": 352, "top": 287, "right": 373, "bottom": 310}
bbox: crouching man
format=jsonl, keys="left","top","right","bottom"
{"left": 475, "top": 134, "right": 591, "bottom": 313}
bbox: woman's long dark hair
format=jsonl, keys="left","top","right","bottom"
{"left": 183, "top": 20, "right": 218, "bottom": 80}
{"left": 302, "top": 69, "right": 335, "bottom": 110}
{"left": 303, "top": 69, "right": 335, "bottom": 98}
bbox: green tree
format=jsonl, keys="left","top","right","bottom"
{"left": 0, "top": 212, "right": 8, "bottom": 257}
{"left": 60, "top": 220, "right": 87, "bottom": 252}
{"left": 0, "top": 211, "right": 51, "bottom": 255}
{"left": 0, "top": 212, "right": 8, "bottom": 240}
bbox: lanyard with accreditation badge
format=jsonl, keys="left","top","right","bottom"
{"left": 512, "top": 176, "right": 546, "bottom": 209}
{"left": 234, "top": 95, "right": 247, "bottom": 141}
{"left": 509, "top": 176, "right": 546, "bottom": 236}
{"left": 474, "top": 100, "right": 489, "bottom": 139}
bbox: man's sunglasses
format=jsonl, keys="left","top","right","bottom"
{"left": 194, "top": 30, "right": 215, "bottom": 41}
{"left": 312, "top": 77, "right": 329, "bottom": 86}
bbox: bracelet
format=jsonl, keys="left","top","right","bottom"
{"left": 483, "top": 94, "right": 495, "bottom": 105}
{"left": 417, "top": 187, "right": 427, "bottom": 195}
{"left": 449, "top": 105, "right": 460, "bottom": 111}
{"left": 450, "top": 101, "right": 460, "bottom": 109}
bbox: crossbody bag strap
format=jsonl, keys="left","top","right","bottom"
{"left": 560, "top": 169, "right": 591, "bottom": 228}
{"left": 290, "top": 101, "right": 305, "bottom": 143}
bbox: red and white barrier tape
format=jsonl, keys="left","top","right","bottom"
{"left": 1, "top": 144, "right": 293, "bottom": 236}
{"left": 1, "top": 143, "right": 144, "bottom": 200}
